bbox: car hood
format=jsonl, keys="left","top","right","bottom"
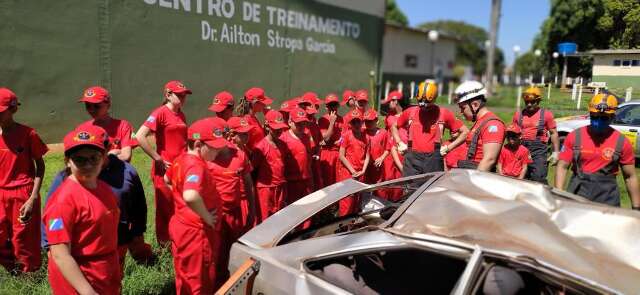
{"left": 391, "top": 169, "right": 640, "bottom": 294}
{"left": 555, "top": 115, "right": 589, "bottom": 132}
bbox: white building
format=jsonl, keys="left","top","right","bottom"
{"left": 590, "top": 49, "right": 640, "bottom": 94}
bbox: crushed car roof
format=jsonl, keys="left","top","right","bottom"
{"left": 391, "top": 169, "right": 640, "bottom": 294}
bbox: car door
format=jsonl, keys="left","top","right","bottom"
{"left": 611, "top": 103, "right": 640, "bottom": 158}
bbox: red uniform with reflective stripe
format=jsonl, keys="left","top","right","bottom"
{"left": 511, "top": 109, "right": 556, "bottom": 142}
{"left": 78, "top": 118, "right": 134, "bottom": 151}
{"left": 0, "top": 123, "right": 48, "bottom": 188}
{"left": 499, "top": 145, "right": 533, "bottom": 177}
{"left": 465, "top": 112, "right": 506, "bottom": 163}
{"left": 559, "top": 128, "right": 634, "bottom": 174}
{"left": 365, "top": 128, "right": 389, "bottom": 184}
{"left": 143, "top": 105, "right": 187, "bottom": 162}
{"left": 396, "top": 106, "right": 462, "bottom": 153}
{"left": 245, "top": 114, "right": 265, "bottom": 150}
{"left": 44, "top": 179, "right": 121, "bottom": 295}
{"left": 166, "top": 153, "right": 221, "bottom": 294}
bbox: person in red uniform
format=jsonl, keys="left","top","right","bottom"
{"left": 497, "top": 124, "right": 532, "bottom": 179}
{"left": 382, "top": 91, "right": 403, "bottom": 132}
{"left": 280, "top": 108, "right": 314, "bottom": 205}
{"left": 443, "top": 128, "right": 468, "bottom": 171}
{"left": 136, "top": 80, "right": 190, "bottom": 245}
{"left": 208, "top": 91, "right": 235, "bottom": 121}
{"left": 454, "top": 81, "right": 505, "bottom": 171}
{"left": 252, "top": 110, "right": 289, "bottom": 222}
{"left": 0, "top": 88, "right": 48, "bottom": 273}
{"left": 238, "top": 87, "right": 273, "bottom": 150}
{"left": 381, "top": 91, "right": 405, "bottom": 199}
{"left": 165, "top": 118, "right": 224, "bottom": 294}
{"left": 556, "top": 93, "right": 640, "bottom": 208}
{"left": 392, "top": 81, "right": 468, "bottom": 176}
{"left": 337, "top": 109, "right": 370, "bottom": 215}
{"left": 318, "top": 93, "right": 343, "bottom": 187}
{"left": 44, "top": 126, "right": 120, "bottom": 295}
{"left": 511, "top": 87, "right": 560, "bottom": 184}
{"left": 363, "top": 109, "right": 389, "bottom": 185}
{"left": 77, "top": 86, "right": 135, "bottom": 162}
{"left": 341, "top": 89, "right": 356, "bottom": 110}
{"left": 298, "top": 93, "right": 323, "bottom": 190}
{"left": 279, "top": 98, "right": 296, "bottom": 122}
{"left": 226, "top": 116, "right": 257, "bottom": 230}
{"left": 354, "top": 89, "right": 370, "bottom": 111}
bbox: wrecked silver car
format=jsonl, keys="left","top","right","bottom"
{"left": 220, "top": 169, "right": 640, "bottom": 294}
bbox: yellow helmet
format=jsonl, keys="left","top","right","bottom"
{"left": 522, "top": 86, "right": 542, "bottom": 102}
{"left": 417, "top": 81, "right": 438, "bottom": 102}
{"left": 588, "top": 93, "right": 618, "bottom": 114}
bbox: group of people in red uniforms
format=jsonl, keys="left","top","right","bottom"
{"left": 1, "top": 77, "right": 639, "bottom": 295}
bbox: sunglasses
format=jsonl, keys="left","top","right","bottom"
{"left": 71, "top": 154, "right": 102, "bottom": 166}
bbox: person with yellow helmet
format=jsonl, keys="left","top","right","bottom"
{"left": 390, "top": 80, "right": 469, "bottom": 176}
{"left": 555, "top": 92, "right": 640, "bottom": 208}
{"left": 511, "top": 86, "right": 560, "bottom": 184}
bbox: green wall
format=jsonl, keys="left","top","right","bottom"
{"left": 592, "top": 75, "right": 640, "bottom": 97}
{"left": 0, "top": 0, "right": 383, "bottom": 142}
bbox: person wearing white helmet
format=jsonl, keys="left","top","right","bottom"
{"left": 454, "top": 81, "right": 505, "bottom": 171}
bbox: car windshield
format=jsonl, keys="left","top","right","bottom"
{"left": 614, "top": 104, "right": 640, "bottom": 125}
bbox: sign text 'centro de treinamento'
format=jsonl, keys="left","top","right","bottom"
{"left": 143, "top": 0, "right": 364, "bottom": 54}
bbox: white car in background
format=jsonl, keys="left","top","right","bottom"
{"left": 556, "top": 100, "right": 640, "bottom": 158}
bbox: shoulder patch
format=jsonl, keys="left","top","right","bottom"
{"left": 488, "top": 125, "right": 498, "bottom": 133}
{"left": 146, "top": 116, "right": 156, "bottom": 123}
{"left": 186, "top": 174, "right": 200, "bottom": 183}
{"left": 48, "top": 218, "right": 64, "bottom": 232}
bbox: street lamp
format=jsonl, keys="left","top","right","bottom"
{"left": 428, "top": 30, "right": 439, "bottom": 80}
{"left": 513, "top": 45, "right": 521, "bottom": 85}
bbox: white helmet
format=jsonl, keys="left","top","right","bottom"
{"left": 454, "top": 81, "right": 487, "bottom": 103}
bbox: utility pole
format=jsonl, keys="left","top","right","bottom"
{"left": 486, "top": 0, "right": 501, "bottom": 97}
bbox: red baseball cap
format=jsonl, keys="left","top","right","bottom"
{"left": 0, "top": 88, "right": 20, "bottom": 112}
{"left": 341, "top": 90, "right": 354, "bottom": 105}
{"left": 79, "top": 86, "right": 110, "bottom": 104}
{"left": 382, "top": 91, "right": 402, "bottom": 104}
{"left": 63, "top": 125, "right": 108, "bottom": 155}
{"left": 289, "top": 107, "right": 311, "bottom": 123}
{"left": 245, "top": 87, "right": 273, "bottom": 105}
{"left": 265, "top": 110, "right": 289, "bottom": 130}
{"left": 302, "top": 92, "right": 321, "bottom": 105}
{"left": 165, "top": 80, "right": 192, "bottom": 95}
{"left": 345, "top": 109, "right": 364, "bottom": 124}
{"left": 208, "top": 91, "right": 234, "bottom": 113}
{"left": 355, "top": 89, "right": 369, "bottom": 102}
{"left": 227, "top": 116, "right": 254, "bottom": 133}
{"left": 296, "top": 95, "right": 313, "bottom": 106}
{"left": 363, "top": 109, "right": 378, "bottom": 121}
{"left": 188, "top": 118, "right": 228, "bottom": 149}
{"left": 506, "top": 124, "right": 522, "bottom": 135}
{"left": 324, "top": 93, "right": 340, "bottom": 104}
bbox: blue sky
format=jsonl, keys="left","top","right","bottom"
{"left": 395, "top": 0, "right": 550, "bottom": 66}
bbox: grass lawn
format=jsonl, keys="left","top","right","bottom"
{"left": 0, "top": 149, "right": 175, "bottom": 295}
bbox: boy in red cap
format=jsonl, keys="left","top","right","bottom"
{"left": 252, "top": 110, "right": 289, "bottom": 222}
{"left": 238, "top": 87, "right": 273, "bottom": 150}
{"left": 297, "top": 94, "right": 323, "bottom": 190}
{"left": 226, "top": 116, "right": 256, "bottom": 230}
{"left": 44, "top": 125, "right": 120, "bottom": 294}
{"left": 382, "top": 91, "right": 404, "bottom": 131}
{"left": 341, "top": 90, "right": 356, "bottom": 110}
{"left": 0, "top": 88, "right": 48, "bottom": 273}
{"left": 337, "top": 109, "right": 370, "bottom": 215}
{"left": 136, "top": 80, "right": 190, "bottom": 245}
{"left": 363, "top": 109, "right": 389, "bottom": 185}
{"left": 497, "top": 124, "right": 532, "bottom": 179}
{"left": 165, "top": 118, "right": 224, "bottom": 294}
{"left": 318, "top": 93, "right": 343, "bottom": 187}
{"left": 208, "top": 91, "right": 235, "bottom": 121}
{"left": 354, "top": 89, "right": 370, "bottom": 111}
{"left": 280, "top": 108, "right": 314, "bottom": 205}
{"left": 77, "top": 86, "right": 135, "bottom": 162}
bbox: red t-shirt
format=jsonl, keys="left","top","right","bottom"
{"left": 366, "top": 128, "right": 389, "bottom": 160}
{"left": 499, "top": 145, "right": 533, "bottom": 177}
{"left": 245, "top": 114, "right": 265, "bottom": 150}
{"left": 444, "top": 141, "right": 467, "bottom": 169}
{"left": 252, "top": 138, "right": 286, "bottom": 187}
{"left": 143, "top": 105, "right": 187, "bottom": 162}
{"left": 396, "top": 106, "right": 462, "bottom": 153}
{"left": 208, "top": 147, "right": 250, "bottom": 210}
{"left": 385, "top": 114, "right": 400, "bottom": 130}
{"left": 0, "top": 123, "right": 48, "bottom": 188}
{"left": 465, "top": 112, "right": 506, "bottom": 163}
{"left": 280, "top": 130, "right": 313, "bottom": 181}
{"left": 166, "top": 153, "right": 220, "bottom": 227}
{"left": 559, "top": 127, "right": 634, "bottom": 174}
{"left": 78, "top": 118, "right": 134, "bottom": 151}
{"left": 44, "top": 179, "right": 119, "bottom": 257}
{"left": 511, "top": 109, "right": 557, "bottom": 142}
{"left": 318, "top": 114, "right": 344, "bottom": 149}
{"left": 340, "top": 131, "right": 370, "bottom": 171}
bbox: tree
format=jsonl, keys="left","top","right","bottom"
{"left": 386, "top": 0, "right": 408, "bottom": 27}
{"left": 419, "top": 20, "right": 505, "bottom": 78}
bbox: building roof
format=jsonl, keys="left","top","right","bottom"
{"left": 385, "top": 22, "right": 460, "bottom": 42}
{"left": 590, "top": 49, "right": 640, "bottom": 55}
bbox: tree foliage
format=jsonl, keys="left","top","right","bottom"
{"left": 418, "top": 20, "right": 505, "bottom": 77}
{"left": 526, "top": 0, "right": 640, "bottom": 78}
{"left": 386, "top": 0, "right": 409, "bottom": 26}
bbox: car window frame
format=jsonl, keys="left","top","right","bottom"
{"left": 613, "top": 104, "right": 640, "bottom": 126}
